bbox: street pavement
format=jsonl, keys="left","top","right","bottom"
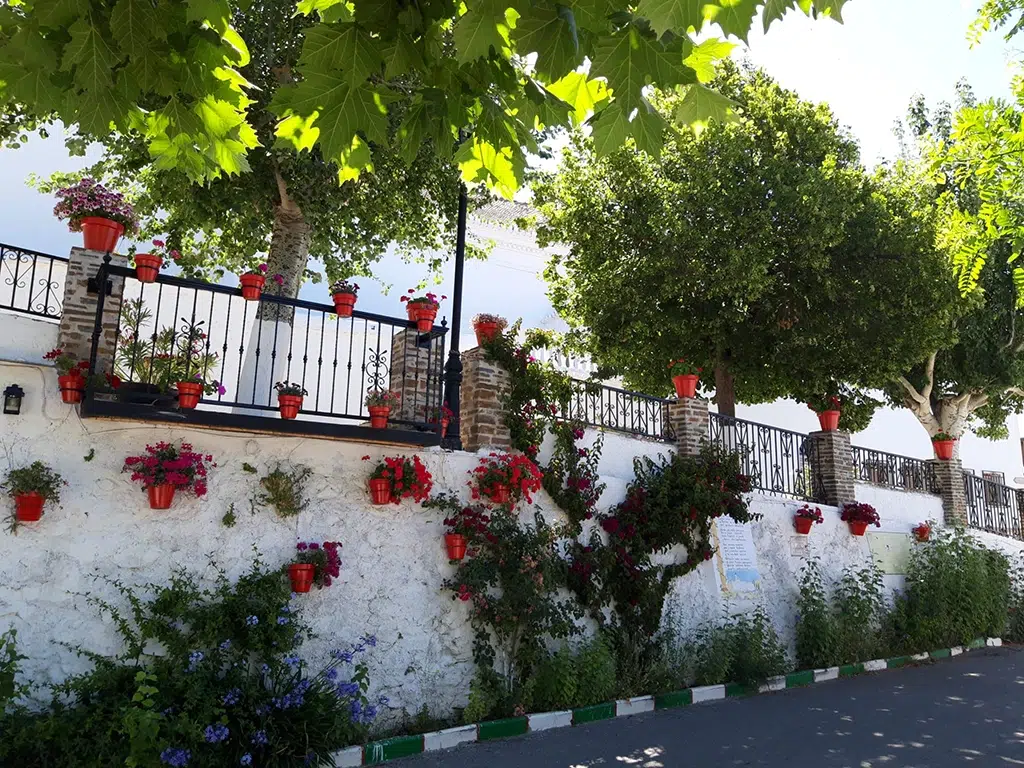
{"left": 397, "top": 646, "right": 1024, "bottom": 767}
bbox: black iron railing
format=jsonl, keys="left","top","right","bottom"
{"left": 852, "top": 446, "right": 939, "bottom": 494}
{"left": 558, "top": 380, "right": 673, "bottom": 441}
{"left": 0, "top": 243, "right": 67, "bottom": 320}
{"left": 706, "top": 412, "right": 819, "bottom": 501}
{"left": 82, "top": 261, "right": 448, "bottom": 442}
{"left": 964, "top": 473, "right": 1024, "bottom": 541}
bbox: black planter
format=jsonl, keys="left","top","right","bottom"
{"left": 116, "top": 382, "right": 177, "bottom": 408}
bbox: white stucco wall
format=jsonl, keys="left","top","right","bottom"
{"left": 0, "top": 314, "right": 57, "bottom": 364}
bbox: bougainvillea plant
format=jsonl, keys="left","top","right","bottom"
{"left": 425, "top": 401, "right": 455, "bottom": 423}
{"left": 364, "top": 455, "right": 433, "bottom": 503}
{"left": 470, "top": 452, "right": 543, "bottom": 506}
{"left": 122, "top": 441, "right": 215, "bottom": 496}
{"left": 542, "top": 421, "right": 606, "bottom": 533}
{"left": 795, "top": 504, "right": 824, "bottom": 524}
{"left": 840, "top": 502, "right": 881, "bottom": 527}
{"left": 53, "top": 178, "right": 139, "bottom": 232}
{"left": 294, "top": 541, "right": 342, "bottom": 588}
{"left": 423, "top": 494, "right": 496, "bottom": 547}
{"left": 667, "top": 358, "right": 702, "bottom": 376}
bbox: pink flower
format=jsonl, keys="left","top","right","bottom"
{"left": 272, "top": 274, "right": 284, "bottom": 286}
{"left": 258, "top": 263, "right": 268, "bottom": 273}
{"left": 152, "top": 239, "right": 165, "bottom": 248}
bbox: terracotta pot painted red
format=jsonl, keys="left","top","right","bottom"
{"left": 240, "top": 272, "right": 266, "bottom": 301}
{"left": 133, "top": 253, "right": 163, "bottom": 283}
{"left": 817, "top": 410, "right": 841, "bottom": 431}
{"left": 672, "top": 374, "right": 699, "bottom": 399}
{"left": 368, "top": 405, "right": 390, "bottom": 429}
{"left": 488, "top": 483, "right": 511, "bottom": 505}
{"left": 14, "top": 492, "right": 44, "bottom": 522}
{"left": 933, "top": 439, "right": 955, "bottom": 460}
{"left": 58, "top": 372, "right": 86, "bottom": 404}
{"left": 147, "top": 483, "right": 176, "bottom": 510}
{"left": 848, "top": 520, "right": 868, "bottom": 537}
{"left": 333, "top": 292, "right": 357, "bottom": 318}
{"left": 80, "top": 216, "right": 124, "bottom": 253}
{"left": 412, "top": 305, "right": 438, "bottom": 333}
{"left": 794, "top": 517, "right": 813, "bottom": 535}
{"left": 913, "top": 526, "right": 931, "bottom": 542}
{"left": 288, "top": 563, "right": 316, "bottom": 593}
{"left": 445, "top": 533, "right": 467, "bottom": 561}
{"left": 440, "top": 417, "right": 449, "bottom": 439}
{"left": 278, "top": 394, "right": 303, "bottom": 420}
{"left": 474, "top": 321, "right": 501, "bottom": 346}
{"left": 368, "top": 477, "right": 392, "bottom": 505}
{"left": 176, "top": 381, "right": 203, "bottom": 409}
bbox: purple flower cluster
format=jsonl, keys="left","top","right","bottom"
{"left": 186, "top": 651, "right": 204, "bottom": 673}
{"left": 222, "top": 688, "right": 241, "bottom": 707}
{"left": 240, "top": 755, "right": 253, "bottom": 766}
{"left": 251, "top": 729, "right": 269, "bottom": 746}
{"left": 160, "top": 747, "right": 191, "bottom": 767}
{"left": 204, "top": 723, "right": 230, "bottom": 743}
{"left": 246, "top": 615, "right": 259, "bottom": 626}
{"left": 53, "top": 178, "right": 139, "bottom": 232}
{"left": 273, "top": 678, "right": 311, "bottom": 710}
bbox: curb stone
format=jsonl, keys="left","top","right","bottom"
{"left": 333, "top": 637, "right": 1001, "bottom": 765}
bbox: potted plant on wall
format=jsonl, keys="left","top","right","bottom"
{"left": 807, "top": 393, "right": 842, "bottom": 431}
{"left": 794, "top": 503, "right": 823, "bottom": 535}
{"left": 400, "top": 289, "right": 446, "bottom": 333}
{"left": 130, "top": 239, "right": 177, "bottom": 283}
{"left": 912, "top": 521, "right": 932, "bottom": 542}
{"left": 840, "top": 501, "right": 880, "bottom": 536}
{"left": 470, "top": 452, "right": 543, "bottom": 507}
{"left": 365, "top": 389, "right": 400, "bottom": 428}
{"left": 288, "top": 541, "right": 342, "bottom": 593}
{"left": 239, "top": 263, "right": 268, "bottom": 301}
{"left": 123, "top": 441, "right": 215, "bottom": 510}
{"left": 363, "top": 454, "right": 433, "bottom": 505}
{"left": 329, "top": 279, "right": 360, "bottom": 317}
{"left": 668, "top": 359, "right": 701, "bottom": 398}
{"left": 931, "top": 431, "right": 956, "bottom": 460}
{"left": 44, "top": 348, "right": 91, "bottom": 404}
{"left": 2, "top": 461, "right": 65, "bottom": 525}
{"left": 176, "top": 374, "right": 226, "bottom": 410}
{"left": 423, "top": 493, "right": 492, "bottom": 562}
{"left": 425, "top": 402, "right": 454, "bottom": 437}
{"left": 274, "top": 382, "right": 307, "bottom": 420}
{"left": 472, "top": 313, "right": 507, "bottom": 346}
{"left": 53, "top": 178, "right": 138, "bottom": 253}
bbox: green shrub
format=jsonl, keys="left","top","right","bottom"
{"left": 794, "top": 559, "right": 836, "bottom": 669}
{"left": 0, "top": 628, "right": 28, "bottom": 713}
{"left": 1007, "top": 556, "right": 1024, "bottom": 643}
{"left": 689, "top": 608, "right": 788, "bottom": 688}
{"left": 602, "top": 625, "right": 685, "bottom": 698}
{"left": 574, "top": 634, "right": 618, "bottom": 704}
{"left": 531, "top": 646, "right": 578, "bottom": 712}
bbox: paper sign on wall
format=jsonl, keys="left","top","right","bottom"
{"left": 712, "top": 517, "right": 760, "bottom": 593}
{"left": 868, "top": 532, "right": 914, "bottom": 575}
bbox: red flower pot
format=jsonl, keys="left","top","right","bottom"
{"left": 368, "top": 477, "right": 392, "bottom": 505}
{"left": 58, "top": 372, "right": 86, "bottom": 404}
{"left": 333, "top": 292, "right": 357, "bottom": 318}
{"left": 176, "top": 381, "right": 203, "bottom": 409}
{"left": 672, "top": 374, "right": 698, "bottom": 399}
{"left": 474, "top": 321, "right": 501, "bottom": 346}
{"left": 913, "top": 526, "right": 931, "bottom": 542}
{"left": 932, "top": 439, "right": 955, "bottom": 460}
{"left": 488, "top": 483, "right": 511, "bottom": 505}
{"left": 817, "top": 410, "right": 841, "bottom": 431}
{"left": 133, "top": 253, "right": 163, "bottom": 283}
{"left": 80, "top": 216, "right": 124, "bottom": 253}
{"left": 445, "top": 533, "right": 467, "bottom": 561}
{"left": 278, "top": 394, "right": 303, "bottom": 420}
{"left": 240, "top": 272, "right": 266, "bottom": 301}
{"left": 368, "top": 405, "right": 390, "bottom": 429}
{"left": 413, "top": 305, "right": 438, "bottom": 333}
{"left": 14, "top": 492, "right": 44, "bottom": 522}
{"left": 147, "top": 484, "right": 176, "bottom": 510}
{"left": 288, "top": 563, "right": 316, "bottom": 593}
{"left": 848, "top": 520, "right": 868, "bottom": 537}
{"left": 794, "top": 517, "right": 813, "bottom": 535}
{"left": 440, "top": 417, "right": 449, "bottom": 439}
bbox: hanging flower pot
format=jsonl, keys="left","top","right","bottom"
{"left": 288, "top": 563, "right": 316, "bottom": 593}
{"left": 440, "top": 417, "right": 449, "bottom": 439}
{"left": 472, "top": 314, "right": 507, "bottom": 346}
{"left": 368, "top": 477, "right": 392, "bottom": 505}
{"left": 816, "top": 410, "right": 841, "bottom": 431}
{"left": 147, "top": 483, "right": 176, "bottom": 510}
{"left": 14, "top": 492, "right": 45, "bottom": 522}
{"left": 367, "top": 405, "right": 390, "bottom": 429}
{"left": 848, "top": 520, "right": 868, "bottom": 537}
{"left": 332, "top": 292, "right": 357, "bottom": 318}
{"left": 445, "top": 533, "right": 467, "bottom": 561}
{"left": 133, "top": 253, "right": 163, "bottom": 283}
{"left": 58, "top": 372, "right": 86, "bottom": 404}
{"left": 414, "top": 305, "right": 437, "bottom": 333}
{"left": 672, "top": 374, "right": 699, "bottom": 399}
{"left": 278, "top": 395, "right": 302, "bottom": 420}
{"left": 488, "top": 483, "right": 511, "bottom": 505}
{"left": 932, "top": 437, "right": 955, "bottom": 460}
{"left": 176, "top": 381, "right": 203, "bottom": 410}
{"left": 840, "top": 502, "right": 879, "bottom": 537}
{"left": 240, "top": 272, "right": 266, "bottom": 301}
{"left": 912, "top": 523, "right": 931, "bottom": 542}
{"left": 793, "top": 504, "right": 823, "bottom": 535}
{"left": 401, "top": 291, "right": 446, "bottom": 333}
{"left": 794, "top": 517, "right": 813, "bottom": 535}
{"left": 80, "top": 216, "right": 125, "bottom": 252}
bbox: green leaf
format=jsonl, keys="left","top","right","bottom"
{"left": 186, "top": 0, "right": 230, "bottom": 27}
{"left": 296, "top": 0, "right": 348, "bottom": 17}
{"left": 455, "top": 136, "right": 520, "bottom": 198}
{"left": 589, "top": 102, "right": 630, "bottom": 156}
{"left": 705, "top": 0, "right": 759, "bottom": 41}
{"left": 630, "top": 99, "right": 666, "bottom": 155}
{"left": 673, "top": 82, "right": 738, "bottom": 132}
{"left": 812, "top": 0, "right": 847, "bottom": 21}
{"left": 453, "top": 7, "right": 511, "bottom": 64}
{"left": 110, "top": 0, "right": 159, "bottom": 58}
{"left": 75, "top": 87, "right": 133, "bottom": 134}
{"left": 763, "top": 0, "right": 797, "bottom": 32}
{"left": 683, "top": 37, "right": 734, "bottom": 83}
{"left": 634, "top": 0, "right": 711, "bottom": 37}
{"left": 275, "top": 113, "right": 321, "bottom": 152}
{"left": 396, "top": 100, "right": 429, "bottom": 164}
{"left": 547, "top": 70, "right": 609, "bottom": 123}
{"left": 299, "top": 23, "right": 382, "bottom": 84}
{"left": 337, "top": 134, "right": 373, "bottom": 183}
{"left": 513, "top": 6, "right": 579, "bottom": 80}
{"left": 592, "top": 26, "right": 665, "bottom": 108}
{"left": 36, "top": 0, "right": 88, "bottom": 29}
{"left": 380, "top": 34, "right": 423, "bottom": 79}
{"left": 0, "top": 64, "right": 62, "bottom": 106}
{"left": 61, "top": 19, "right": 118, "bottom": 91}
{"left": 125, "top": 44, "right": 178, "bottom": 96}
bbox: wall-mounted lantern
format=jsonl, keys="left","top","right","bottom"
{"left": 3, "top": 384, "right": 24, "bottom": 415}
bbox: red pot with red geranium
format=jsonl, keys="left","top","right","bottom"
{"left": 274, "top": 381, "right": 307, "bottom": 420}
{"left": 329, "top": 279, "right": 360, "bottom": 318}
{"left": 44, "top": 348, "right": 92, "bottom": 404}
{"left": 132, "top": 240, "right": 179, "bottom": 283}
{"left": 912, "top": 522, "right": 932, "bottom": 542}
{"left": 289, "top": 541, "right": 342, "bottom": 593}
{"left": 239, "top": 263, "right": 268, "bottom": 301}
{"left": 807, "top": 393, "right": 842, "bottom": 432}
{"left": 668, "top": 359, "right": 701, "bottom": 399}
{"left": 122, "top": 440, "right": 215, "bottom": 510}
{"left": 426, "top": 402, "right": 455, "bottom": 438}
{"left": 472, "top": 313, "right": 507, "bottom": 346}
{"left": 931, "top": 431, "right": 956, "bottom": 460}
{"left": 400, "top": 289, "right": 446, "bottom": 333}
{"left": 53, "top": 179, "right": 138, "bottom": 253}
{"left": 424, "top": 493, "right": 492, "bottom": 562}
{"left": 2, "top": 461, "right": 66, "bottom": 528}
{"left": 794, "top": 503, "right": 823, "bottom": 535}
{"left": 470, "top": 452, "right": 543, "bottom": 508}
{"left": 840, "top": 501, "right": 879, "bottom": 536}
{"left": 363, "top": 454, "right": 434, "bottom": 505}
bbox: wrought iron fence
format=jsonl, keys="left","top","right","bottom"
{"left": 557, "top": 380, "right": 673, "bottom": 441}
{"left": 706, "top": 412, "right": 819, "bottom": 501}
{"left": 964, "top": 473, "right": 1024, "bottom": 541}
{"left": 851, "top": 446, "right": 938, "bottom": 494}
{"left": 83, "top": 263, "right": 448, "bottom": 434}
{"left": 0, "top": 243, "right": 67, "bottom": 320}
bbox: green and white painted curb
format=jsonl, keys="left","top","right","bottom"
{"left": 333, "top": 637, "right": 1004, "bottom": 766}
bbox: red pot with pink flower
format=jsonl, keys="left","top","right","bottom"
{"left": 401, "top": 290, "right": 446, "bottom": 333}
{"left": 290, "top": 541, "right": 342, "bottom": 592}
{"left": 45, "top": 348, "right": 92, "bottom": 404}
{"left": 668, "top": 359, "right": 701, "bottom": 399}
{"left": 445, "top": 533, "right": 467, "bottom": 561}
{"left": 794, "top": 503, "right": 823, "bottom": 535}
{"left": 366, "top": 390, "right": 400, "bottom": 429}
{"left": 931, "top": 432, "right": 956, "bottom": 460}
{"left": 132, "top": 239, "right": 176, "bottom": 283}
{"left": 123, "top": 440, "right": 215, "bottom": 510}
{"left": 472, "top": 313, "right": 507, "bottom": 346}
{"left": 840, "top": 501, "right": 879, "bottom": 536}
{"left": 427, "top": 402, "right": 454, "bottom": 438}
{"left": 364, "top": 454, "right": 434, "bottom": 505}
{"left": 275, "top": 382, "right": 307, "bottom": 420}
{"left": 240, "top": 264, "right": 268, "bottom": 301}
{"left": 53, "top": 179, "right": 138, "bottom": 253}
{"left": 912, "top": 522, "right": 932, "bottom": 542}
{"left": 330, "top": 279, "right": 360, "bottom": 318}
{"left": 471, "top": 452, "right": 543, "bottom": 508}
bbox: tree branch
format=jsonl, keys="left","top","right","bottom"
{"left": 921, "top": 350, "right": 937, "bottom": 402}
{"left": 898, "top": 376, "right": 927, "bottom": 406}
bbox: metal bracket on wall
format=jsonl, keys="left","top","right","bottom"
{"left": 86, "top": 277, "right": 113, "bottom": 296}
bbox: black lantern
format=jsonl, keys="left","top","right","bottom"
{"left": 3, "top": 384, "right": 24, "bottom": 415}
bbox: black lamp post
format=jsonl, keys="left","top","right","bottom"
{"left": 441, "top": 181, "right": 469, "bottom": 451}
{"left": 3, "top": 384, "right": 24, "bottom": 415}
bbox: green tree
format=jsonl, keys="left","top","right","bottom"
{"left": 534, "top": 64, "right": 952, "bottom": 419}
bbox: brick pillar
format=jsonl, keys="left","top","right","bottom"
{"left": 57, "top": 248, "right": 127, "bottom": 372}
{"left": 808, "top": 431, "right": 855, "bottom": 507}
{"left": 930, "top": 458, "right": 968, "bottom": 526}
{"left": 387, "top": 328, "right": 445, "bottom": 423}
{"left": 666, "top": 397, "right": 709, "bottom": 456}
{"left": 460, "top": 346, "right": 511, "bottom": 452}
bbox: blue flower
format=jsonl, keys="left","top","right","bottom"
{"left": 204, "top": 723, "right": 230, "bottom": 743}
{"left": 330, "top": 649, "right": 354, "bottom": 663}
{"left": 336, "top": 681, "right": 359, "bottom": 698}
{"left": 350, "top": 699, "right": 363, "bottom": 719}
{"left": 251, "top": 729, "right": 269, "bottom": 746}
{"left": 261, "top": 663, "right": 270, "bottom": 675}
{"left": 219, "top": 639, "right": 232, "bottom": 651}
{"left": 283, "top": 655, "right": 300, "bottom": 668}
{"left": 160, "top": 747, "right": 191, "bottom": 767}
{"left": 326, "top": 668, "right": 339, "bottom": 682}
{"left": 305, "top": 753, "right": 316, "bottom": 766}
{"left": 255, "top": 704, "right": 270, "bottom": 716}
{"left": 364, "top": 634, "right": 377, "bottom": 647}
{"left": 240, "top": 755, "right": 253, "bottom": 766}
{"left": 378, "top": 695, "right": 389, "bottom": 706}
{"left": 246, "top": 615, "right": 259, "bottom": 626}
{"left": 186, "top": 651, "right": 204, "bottom": 673}
{"left": 222, "top": 688, "right": 241, "bottom": 707}
{"left": 277, "top": 616, "right": 290, "bottom": 625}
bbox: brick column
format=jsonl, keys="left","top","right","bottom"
{"left": 666, "top": 397, "right": 709, "bottom": 456}
{"left": 388, "top": 328, "right": 446, "bottom": 423}
{"left": 808, "top": 431, "right": 855, "bottom": 507}
{"left": 460, "top": 346, "right": 511, "bottom": 452}
{"left": 930, "top": 458, "right": 968, "bottom": 526}
{"left": 57, "top": 247, "right": 127, "bottom": 371}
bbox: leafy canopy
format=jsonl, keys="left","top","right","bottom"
{"left": 0, "top": 0, "right": 853, "bottom": 195}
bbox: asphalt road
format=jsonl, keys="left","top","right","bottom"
{"left": 397, "top": 647, "right": 1024, "bottom": 767}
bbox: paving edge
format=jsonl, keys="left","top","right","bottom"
{"left": 335, "top": 637, "right": 1002, "bottom": 765}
